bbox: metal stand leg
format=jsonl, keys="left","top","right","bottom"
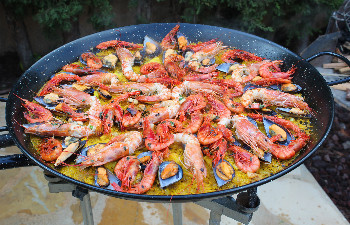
{"left": 209, "top": 210, "right": 222, "bottom": 225}
{"left": 172, "top": 203, "right": 183, "bottom": 225}
{"left": 79, "top": 190, "right": 94, "bottom": 225}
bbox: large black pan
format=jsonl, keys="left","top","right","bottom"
{"left": 1, "top": 23, "right": 349, "bottom": 202}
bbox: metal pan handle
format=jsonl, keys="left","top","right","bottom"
{"left": 306, "top": 51, "right": 350, "bottom": 86}
{"left": 0, "top": 97, "right": 36, "bottom": 169}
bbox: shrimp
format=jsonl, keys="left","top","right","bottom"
{"left": 79, "top": 72, "right": 118, "bottom": 89}
{"left": 164, "top": 53, "right": 186, "bottom": 80}
{"left": 79, "top": 131, "right": 143, "bottom": 168}
{"left": 39, "top": 137, "right": 63, "bottom": 162}
{"left": 221, "top": 49, "right": 263, "bottom": 63}
{"left": 143, "top": 118, "right": 174, "bottom": 151}
{"left": 122, "top": 103, "right": 142, "bottom": 128}
{"left": 114, "top": 156, "right": 140, "bottom": 189}
{"left": 96, "top": 40, "right": 142, "bottom": 50}
{"left": 171, "top": 81, "right": 223, "bottom": 100}
{"left": 173, "top": 133, "right": 207, "bottom": 191}
{"left": 115, "top": 47, "right": 141, "bottom": 81}
{"left": 241, "top": 88, "right": 311, "bottom": 112}
{"left": 259, "top": 60, "right": 296, "bottom": 79}
{"left": 145, "top": 100, "right": 181, "bottom": 124}
{"left": 113, "top": 151, "right": 164, "bottom": 194}
{"left": 182, "top": 71, "right": 219, "bottom": 81}
{"left": 62, "top": 64, "right": 98, "bottom": 75}
{"left": 251, "top": 77, "right": 292, "bottom": 86}
{"left": 204, "top": 93, "right": 231, "bottom": 123}
{"left": 51, "top": 85, "right": 93, "bottom": 108}
{"left": 197, "top": 117, "right": 223, "bottom": 145}
{"left": 38, "top": 73, "right": 81, "bottom": 96}
{"left": 109, "top": 82, "right": 172, "bottom": 103}
{"left": 228, "top": 145, "right": 260, "bottom": 173}
{"left": 138, "top": 62, "right": 170, "bottom": 83}
{"left": 177, "top": 94, "right": 206, "bottom": 134}
{"left": 184, "top": 39, "right": 217, "bottom": 52}
{"left": 187, "top": 41, "right": 225, "bottom": 73}
{"left": 226, "top": 64, "right": 256, "bottom": 84}
{"left": 161, "top": 24, "right": 180, "bottom": 50}
{"left": 81, "top": 52, "right": 102, "bottom": 69}
{"left": 203, "top": 138, "right": 228, "bottom": 166}
{"left": 19, "top": 97, "right": 53, "bottom": 123}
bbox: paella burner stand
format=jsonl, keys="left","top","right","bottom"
{"left": 44, "top": 172, "right": 260, "bottom": 225}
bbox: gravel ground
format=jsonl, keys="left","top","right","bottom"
{"left": 304, "top": 103, "right": 350, "bottom": 222}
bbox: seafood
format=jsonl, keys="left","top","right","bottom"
{"left": 109, "top": 82, "right": 172, "bottom": 102}
{"left": 38, "top": 73, "right": 81, "bottom": 96}
{"left": 24, "top": 32, "right": 314, "bottom": 196}
{"left": 19, "top": 97, "right": 53, "bottom": 123}
{"left": 221, "top": 49, "right": 263, "bottom": 63}
{"left": 96, "top": 40, "right": 142, "bottom": 50}
{"left": 114, "top": 156, "right": 140, "bottom": 189}
{"left": 79, "top": 131, "right": 143, "bottom": 168}
{"left": 81, "top": 52, "right": 103, "bottom": 69}
{"left": 241, "top": 88, "right": 311, "bottom": 112}
{"left": 259, "top": 60, "right": 296, "bottom": 79}
{"left": 113, "top": 151, "right": 164, "bottom": 194}
{"left": 161, "top": 24, "right": 180, "bottom": 50}
{"left": 173, "top": 133, "right": 207, "bottom": 191}
{"left": 228, "top": 145, "right": 260, "bottom": 173}
{"left": 39, "top": 137, "right": 63, "bottom": 162}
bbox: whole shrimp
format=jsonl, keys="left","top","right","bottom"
{"left": 79, "top": 131, "right": 143, "bottom": 168}
{"left": 114, "top": 156, "right": 140, "bottom": 189}
{"left": 228, "top": 145, "right": 260, "bottom": 173}
{"left": 109, "top": 82, "right": 172, "bottom": 102}
{"left": 62, "top": 64, "right": 98, "bottom": 75}
{"left": 171, "top": 81, "right": 223, "bottom": 100}
{"left": 221, "top": 49, "right": 263, "bottom": 63}
{"left": 142, "top": 100, "right": 181, "bottom": 125}
{"left": 39, "top": 137, "right": 63, "bottom": 162}
{"left": 81, "top": 52, "right": 102, "bottom": 69}
{"left": 259, "top": 60, "right": 296, "bottom": 79}
{"left": 113, "top": 151, "right": 164, "bottom": 194}
{"left": 96, "top": 40, "right": 142, "bottom": 50}
{"left": 18, "top": 96, "right": 53, "bottom": 123}
{"left": 241, "top": 88, "right": 311, "bottom": 112}
{"left": 38, "top": 73, "right": 81, "bottom": 96}
{"left": 174, "top": 133, "right": 207, "bottom": 191}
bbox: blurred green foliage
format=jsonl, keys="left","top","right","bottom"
{"left": 3, "top": 0, "right": 114, "bottom": 36}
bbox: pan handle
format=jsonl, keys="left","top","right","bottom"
{"left": 306, "top": 51, "right": 350, "bottom": 86}
{"left": 0, "top": 97, "right": 36, "bottom": 169}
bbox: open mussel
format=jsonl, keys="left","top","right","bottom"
{"left": 213, "top": 159, "right": 235, "bottom": 187}
{"left": 80, "top": 51, "right": 118, "bottom": 69}
{"left": 34, "top": 95, "right": 61, "bottom": 111}
{"left": 137, "top": 151, "right": 152, "bottom": 170}
{"left": 216, "top": 62, "right": 240, "bottom": 73}
{"left": 269, "top": 83, "right": 302, "bottom": 93}
{"left": 54, "top": 139, "right": 86, "bottom": 166}
{"left": 177, "top": 32, "right": 188, "bottom": 52}
{"left": 243, "top": 83, "right": 262, "bottom": 93}
{"left": 140, "top": 36, "right": 162, "bottom": 59}
{"left": 158, "top": 161, "right": 183, "bottom": 188}
{"left": 75, "top": 143, "right": 106, "bottom": 164}
{"left": 275, "top": 107, "right": 312, "bottom": 118}
{"left": 94, "top": 167, "right": 121, "bottom": 190}
{"left": 263, "top": 118, "right": 294, "bottom": 146}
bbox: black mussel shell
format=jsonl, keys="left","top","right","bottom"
{"left": 34, "top": 96, "right": 60, "bottom": 111}
{"left": 213, "top": 159, "right": 235, "bottom": 187}
{"left": 182, "top": 48, "right": 194, "bottom": 61}
{"left": 137, "top": 151, "right": 153, "bottom": 170}
{"left": 158, "top": 161, "right": 183, "bottom": 189}
{"left": 263, "top": 118, "right": 294, "bottom": 146}
{"left": 62, "top": 137, "right": 82, "bottom": 148}
{"left": 84, "top": 87, "right": 95, "bottom": 95}
{"left": 134, "top": 51, "right": 143, "bottom": 66}
{"left": 216, "top": 62, "right": 236, "bottom": 73}
{"left": 140, "top": 35, "right": 162, "bottom": 59}
{"left": 97, "top": 88, "right": 112, "bottom": 100}
{"left": 80, "top": 51, "right": 118, "bottom": 69}
{"left": 201, "top": 57, "right": 216, "bottom": 67}
{"left": 243, "top": 83, "right": 262, "bottom": 93}
{"left": 247, "top": 116, "right": 258, "bottom": 127}
{"left": 94, "top": 167, "right": 121, "bottom": 190}
{"left": 253, "top": 108, "right": 277, "bottom": 116}
{"left": 269, "top": 84, "right": 302, "bottom": 93}
{"left": 75, "top": 143, "right": 106, "bottom": 164}
{"left": 275, "top": 108, "right": 312, "bottom": 118}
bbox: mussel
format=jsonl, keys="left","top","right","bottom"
{"left": 177, "top": 32, "right": 188, "bottom": 52}
{"left": 137, "top": 151, "right": 152, "bottom": 170}
{"left": 75, "top": 143, "right": 106, "bottom": 164}
{"left": 269, "top": 83, "right": 302, "bottom": 93}
{"left": 263, "top": 118, "right": 294, "bottom": 146}
{"left": 94, "top": 167, "right": 121, "bottom": 190}
{"left": 213, "top": 159, "right": 235, "bottom": 187}
{"left": 97, "top": 88, "right": 112, "bottom": 100}
{"left": 34, "top": 96, "right": 61, "bottom": 111}
{"left": 275, "top": 107, "right": 312, "bottom": 118}
{"left": 158, "top": 161, "right": 183, "bottom": 188}
{"left": 140, "top": 36, "right": 162, "bottom": 59}
{"left": 54, "top": 139, "right": 86, "bottom": 166}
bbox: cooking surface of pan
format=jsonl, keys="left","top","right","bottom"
{"left": 5, "top": 23, "right": 335, "bottom": 202}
